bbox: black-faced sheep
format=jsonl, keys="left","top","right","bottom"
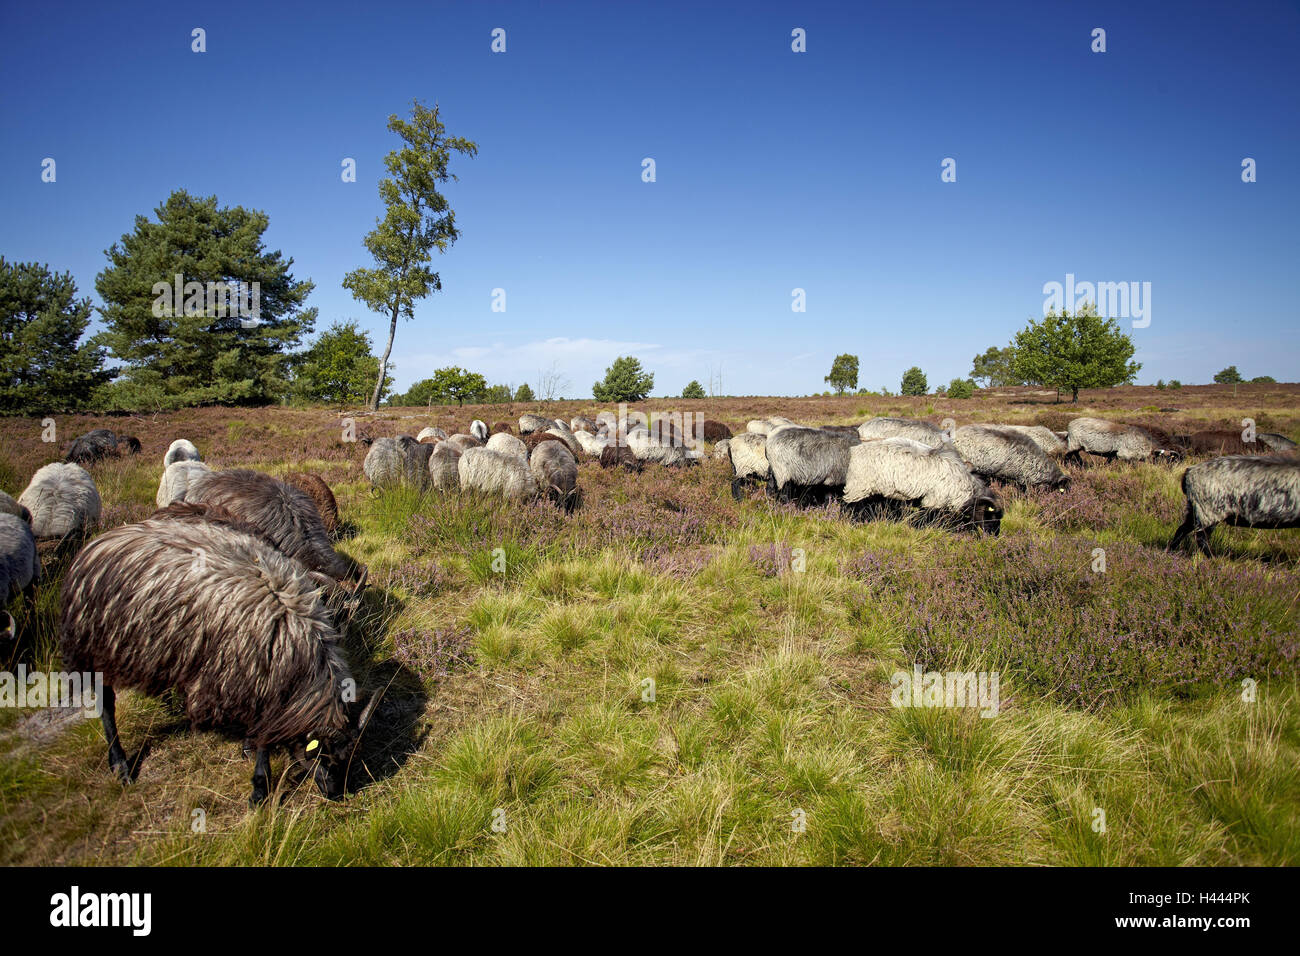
{"left": 519, "top": 414, "right": 551, "bottom": 435}
{"left": 1065, "top": 418, "right": 1183, "bottom": 465}
{"left": 428, "top": 442, "right": 463, "bottom": 492}
{"left": 842, "top": 437, "right": 1003, "bottom": 534}
{"left": 1170, "top": 455, "right": 1300, "bottom": 554}
{"left": 186, "top": 469, "right": 365, "bottom": 586}
{"left": 164, "top": 438, "right": 202, "bottom": 466}
{"left": 530, "top": 440, "right": 580, "bottom": 512}
{"left": 59, "top": 516, "right": 376, "bottom": 805}
{"left": 458, "top": 447, "right": 536, "bottom": 500}
{"left": 764, "top": 426, "right": 855, "bottom": 505}
{"left": 18, "top": 463, "right": 102, "bottom": 539}
{"left": 65, "top": 428, "right": 139, "bottom": 466}
{"left": 363, "top": 436, "right": 434, "bottom": 490}
{"left": 952, "top": 425, "right": 1069, "bottom": 489}
{"left": 728, "top": 432, "right": 770, "bottom": 499}
{"left": 857, "top": 417, "right": 950, "bottom": 447}
{"left": 156, "top": 460, "right": 212, "bottom": 507}
{"left": 285, "top": 473, "right": 340, "bottom": 537}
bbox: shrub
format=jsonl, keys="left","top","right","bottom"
{"left": 945, "top": 378, "right": 975, "bottom": 399}
{"left": 900, "top": 367, "right": 928, "bottom": 396}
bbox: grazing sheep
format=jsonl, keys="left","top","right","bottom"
{"left": 60, "top": 516, "right": 375, "bottom": 805}
{"left": 164, "top": 438, "right": 202, "bottom": 466}
{"left": 363, "top": 436, "right": 434, "bottom": 490}
{"left": 1065, "top": 418, "right": 1183, "bottom": 465}
{"left": 993, "top": 425, "right": 1068, "bottom": 457}
{"left": 818, "top": 425, "right": 861, "bottom": 444}
{"left": 728, "top": 432, "right": 771, "bottom": 499}
{"left": 427, "top": 443, "right": 463, "bottom": 491}
{"left": 842, "top": 438, "right": 1002, "bottom": 534}
{"left": 573, "top": 430, "right": 611, "bottom": 458}
{"left": 530, "top": 441, "right": 580, "bottom": 512}
{"left": 156, "top": 460, "right": 213, "bottom": 507}
{"left": 1170, "top": 455, "right": 1300, "bottom": 553}
{"left": 65, "top": 429, "right": 121, "bottom": 466}
{"left": 764, "top": 426, "right": 855, "bottom": 504}
{"left": 284, "top": 473, "right": 340, "bottom": 537}
{"left": 470, "top": 420, "right": 489, "bottom": 442}
{"left": 519, "top": 414, "right": 551, "bottom": 435}
{"left": 952, "top": 425, "right": 1069, "bottom": 489}
{"left": 458, "top": 447, "right": 536, "bottom": 500}
{"left": 627, "top": 427, "right": 693, "bottom": 467}
{"left": 702, "top": 420, "right": 732, "bottom": 442}
{"left": 545, "top": 426, "right": 582, "bottom": 457}
{"left": 0, "top": 490, "right": 30, "bottom": 524}
{"left": 712, "top": 438, "right": 731, "bottom": 461}
{"left": 524, "top": 431, "right": 567, "bottom": 456}
{"left": 570, "top": 416, "right": 599, "bottom": 434}
{"left": 1174, "top": 430, "right": 1256, "bottom": 457}
{"left": 746, "top": 417, "right": 796, "bottom": 437}
{"left": 857, "top": 417, "right": 950, "bottom": 447}
{"left": 18, "top": 463, "right": 102, "bottom": 539}
{"left": 187, "top": 469, "right": 364, "bottom": 585}
{"left": 1258, "top": 432, "right": 1297, "bottom": 453}
{"left": 416, "top": 427, "right": 447, "bottom": 444}
{"left": 0, "top": 513, "right": 39, "bottom": 602}
{"left": 486, "top": 432, "right": 528, "bottom": 459}
{"left": 599, "top": 444, "right": 642, "bottom": 471}
{"left": 490, "top": 422, "right": 514, "bottom": 435}
{"left": 444, "top": 433, "right": 483, "bottom": 452}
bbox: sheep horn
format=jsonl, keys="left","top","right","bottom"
{"left": 355, "top": 690, "right": 382, "bottom": 735}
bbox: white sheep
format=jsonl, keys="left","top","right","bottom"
{"left": 470, "top": 420, "right": 489, "bottom": 441}
{"left": 842, "top": 437, "right": 1002, "bottom": 533}
{"left": 163, "top": 439, "right": 202, "bottom": 467}
{"left": 857, "top": 417, "right": 950, "bottom": 447}
{"left": 18, "top": 463, "right": 102, "bottom": 539}
{"left": 416, "top": 427, "right": 448, "bottom": 444}
{"left": 428, "top": 443, "right": 463, "bottom": 492}
{"left": 573, "top": 430, "right": 612, "bottom": 458}
{"left": 458, "top": 447, "right": 536, "bottom": 500}
{"left": 156, "top": 460, "right": 213, "bottom": 507}
{"left": 486, "top": 432, "right": 528, "bottom": 459}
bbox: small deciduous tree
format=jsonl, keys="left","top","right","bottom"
{"left": 343, "top": 101, "right": 478, "bottom": 411}
{"left": 970, "top": 346, "right": 1020, "bottom": 387}
{"left": 593, "top": 356, "right": 654, "bottom": 403}
{"left": 429, "top": 366, "right": 487, "bottom": 406}
{"left": 1250, "top": 375, "right": 1275, "bottom": 384}
{"left": 824, "top": 354, "right": 859, "bottom": 394}
{"left": 292, "top": 320, "right": 387, "bottom": 405}
{"left": 945, "top": 377, "right": 975, "bottom": 399}
{"left": 681, "top": 380, "right": 706, "bottom": 399}
{"left": 1213, "top": 366, "right": 1243, "bottom": 384}
{"left": 1011, "top": 304, "right": 1140, "bottom": 403}
{"left": 900, "top": 366, "right": 928, "bottom": 396}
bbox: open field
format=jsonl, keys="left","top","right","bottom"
{"left": 1, "top": 383, "right": 1298, "bottom": 866}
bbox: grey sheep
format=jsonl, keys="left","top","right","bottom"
{"left": 530, "top": 440, "right": 580, "bottom": 512}
{"left": 458, "top": 447, "right": 537, "bottom": 500}
{"left": 764, "top": 426, "right": 856, "bottom": 505}
{"left": 163, "top": 439, "right": 202, "bottom": 467}
{"left": 519, "top": 414, "right": 552, "bottom": 435}
{"left": 444, "top": 433, "right": 483, "bottom": 452}
{"left": 486, "top": 432, "right": 528, "bottom": 459}
{"left": 993, "top": 424, "right": 1068, "bottom": 457}
{"left": 1, "top": 513, "right": 39, "bottom": 603}
{"left": 728, "top": 432, "right": 771, "bottom": 499}
{"left": 363, "top": 436, "right": 434, "bottom": 490}
{"left": 186, "top": 468, "right": 365, "bottom": 586}
{"left": 156, "top": 460, "right": 212, "bottom": 507}
{"left": 1258, "top": 432, "right": 1298, "bottom": 453}
{"left": 627, "top": 426, "right": 692, "bottom": 467}
{"left": 857, "top": 417, "right": 950, "bottom": 447}
{"left": 571, "top": 416, "right": 599, "bottom": 433}
{"left": 1170, "top": 455, "right": 1300, "bottom": 553}
{"left": 545, "top": 426, "right": 583, "bottom": 457}
{"left": 18, "top": 463, "right": 102, "bottom": 540}
{"left": 416, "top": 426, "right": 448, "bottom": 444}
{"left": 60, "top": 515, "right": 377, "bottom": 805}
{"left": 712, "top": 438, "right": 731, "bottom": 461}
{"left": 428, "top": 443, "right": 463, "bottom": 492}
{"left": 842, "top": 437, "right": 1002, "bottom": 534}
{"left": 952, "top": 425, "right": 1069, "bottom": 489}
{"left": 1065, "top": 417, "right": 1182, "bottom": 465}
{"left": 0, "top": 490, "right": 31, "bottom": 524}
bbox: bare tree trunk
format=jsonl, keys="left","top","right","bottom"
{"left": 370, "top": 301, "right": 399, "bottom": 411}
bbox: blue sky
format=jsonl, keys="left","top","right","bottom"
{"left": 2, "top": 0, "right": 1297, "bottom": 396}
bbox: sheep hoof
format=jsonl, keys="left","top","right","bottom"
{"left": 249, "top": 784, "right": 270, "bottom": 808}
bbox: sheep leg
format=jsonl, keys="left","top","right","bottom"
{"left": 730, "top": 478, "right": 746, "bottom": 501}
{"left": 1169, "top": 508, "right": 1197, "bottom": 551}
{"left": 100, "top": 685, "right": 131, "bottom": 783}
{"left": 1194, "top": 525, "right": 1213, "bottom": 556}
{"left": 250, "top": 747, "right": 271, "bottom": 808}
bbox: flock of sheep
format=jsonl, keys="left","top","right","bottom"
{"left": 0, "top": 407, "right": 1297, "bottom": 808}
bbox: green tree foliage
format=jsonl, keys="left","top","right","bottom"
{"left": 945, "top": 377, "right": 976, "bottom": 399}
{"left": 0, "top": 259, "right": 109, "bottom": 413}
{"left": 292, "top": 321, "right": 387, "bottom": 405}
{"left": 824, "top": 354, "right": 859, "bottom": 394}
{"left": 1010, "top": 304, "right": 1140, "bottom": 403}
{"left": 344, "top": 101, "right": 478, "bottom": 411}
{"left": 481, "top": 383, "right": 513, "bottom": 404}
{"left": 95, "top": 190, "right": 316, "bottom": 409}
{"left": 1250, "top": 375, "right": 1276, "bottom": 384}
{"left": 900, "top": 366, "right": 928, "bottom": 396}
{"left": 593, "top": 356, "right": 654, "bottom": 403}
{"left": 970, "top": 346, "right": 1021, "bottom": 387}
{"left": 681, "top": 380, "right": 706, "bottom": 399}
{"left": 1213, "top": 366, "right": 1243, "bottom": 384}
{"left": 514, "top": 382, "right": 535, "bottom": 402}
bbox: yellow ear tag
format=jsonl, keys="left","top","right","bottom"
{"left": 306, "top": 739, "right": 319, "bottom": 753}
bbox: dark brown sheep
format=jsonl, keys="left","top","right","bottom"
{"left": 1181, "top": 430, "right": 1256, "bottom": 457}
{"left": 491, "top": 422, "right": 514, "bottom": 435}
{"left": 285, "top": 473, "right": 340, "bottom": 537}
{"left": 599, "top": 444, "right": 643, "bottom": 472}
{"left": 523, "top": 431, "right": 566, "bottom": 456}
{"left": 702, "top": 420, "right": 732, "bottom": 442}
